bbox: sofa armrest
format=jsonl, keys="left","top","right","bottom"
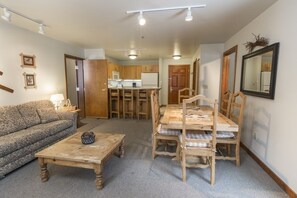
{"left": 57, "top": 111, "right": 77, "bottom": 123}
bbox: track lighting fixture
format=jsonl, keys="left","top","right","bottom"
{"left": 128, "top": 54, "right": 138, "bottom": 59}
{"left": 1, "top": 8, "right": 11, "bottom": 22}
{"left": 126, "top": 4, "right": 206, "bottom": 25}
{"left": 138, "top": 11, "right": 146, "bottom": 26}
{"left": 185, "top": 8, "right": 193, "bottom": 22}
{"left": 172, "top": 55, "right": 181, "bottom": 60}
{"left": 0, "top": 4, "right": 47, "bottom": 35}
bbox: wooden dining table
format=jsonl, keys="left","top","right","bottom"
{"left": 160, "top": 104, "right": 238, "bottom": 132}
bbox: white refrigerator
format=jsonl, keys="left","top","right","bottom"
{"left": 141, "top": 73, "right": 159, "bottom": 87}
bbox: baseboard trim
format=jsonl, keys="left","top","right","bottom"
{"left": 241, "top": 142, "right": 296, "bottom": 198}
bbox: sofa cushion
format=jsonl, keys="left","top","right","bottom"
{"left": 0, "top": 106, "right": 27, "bottom": 137}
{"left": 17, "top": 103, "right": 41, "bottom": 128}
{"left": 37, "top": 108, "right": 59, "bottom": 123}
{"left": 0, "top": 119, "right": 73, "bottom": 157}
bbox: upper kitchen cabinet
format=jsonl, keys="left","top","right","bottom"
{"left": 142, "top": 65, "right": 159, "bottom": 73}
{"left": 122, "top": 65, "right": 142, "bottom": 79}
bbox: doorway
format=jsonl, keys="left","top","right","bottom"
{"left": 221, "top": 46, "right": 238, "bottom": 101}
{"left": 64, "top": 54, "right": 85, "bottom": 118}
{"left": 168, "top": 65, "right": 190, "bottom": 104}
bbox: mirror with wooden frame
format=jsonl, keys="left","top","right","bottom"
{"left": 240, "top": 42, "right": 279, "bottom": 99}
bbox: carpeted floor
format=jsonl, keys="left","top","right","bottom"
{"left": 0, "top": 118, "right": 288, "bottom": 198}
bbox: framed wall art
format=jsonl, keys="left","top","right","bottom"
{"left": 20, "top": 53, "right": 36, "bottom": 68}
{"left": 23, "top": 72, "right": 37, "bottom": 89}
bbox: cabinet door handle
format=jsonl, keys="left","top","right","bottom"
{"left": 102, "top": 89, "right": 106, "bottom": 91}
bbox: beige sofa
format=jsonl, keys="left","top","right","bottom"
{"left": 0, "top": 100, "right": 77, "bottom": 178}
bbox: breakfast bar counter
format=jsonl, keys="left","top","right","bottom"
{"left": 108, "top": 87, "right": 160, "bottom": 119}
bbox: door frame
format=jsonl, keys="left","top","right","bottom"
{"left": 192, "top": 58, "right": 200, "bottom": 95}
{"left": 64, "top": 54, "right": 85, "bottom": 118}
{"left": 220, "top": 45, "right": 238, "bottom": 102}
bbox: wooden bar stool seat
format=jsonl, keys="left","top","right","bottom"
{"left": 109, "top": 89, "right": 120, "bottom": 118}
{"left": 123, "top": 89, "right": 134, "bottom": 119}
{"left": 137, "top": 89, "right": 149, "bottom": 119}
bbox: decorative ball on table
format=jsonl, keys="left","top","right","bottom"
{"left": 81, "top": 131, "right": 96, "bottom": 144}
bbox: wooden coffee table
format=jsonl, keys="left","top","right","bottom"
{"left": 35, "top": 132, "right": 125, "bottom": 189}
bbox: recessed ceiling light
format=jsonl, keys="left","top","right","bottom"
{"left": 172, "top": 55, "right": 181, "bottom": 60}
{"left": 129, "top": 54, "right": 138, "bottom": 59}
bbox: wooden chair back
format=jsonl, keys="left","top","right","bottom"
{"left": 229, "top": 92, "right": 246, "bottom": 129}
{"left": 178, "top": 88, "right": 196, "bottom": 104}
{"left": 220, "top": 90, "right": 232, "bottom": 117}
{"left": 182, "top": 95, "right": 218, "bottom": 151}
{"left": 150, "top": 90, "right": 160, "bottom": 135}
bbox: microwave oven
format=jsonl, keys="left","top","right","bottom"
{"left": 112, "top": 71, "right": 120, "bottom": 80}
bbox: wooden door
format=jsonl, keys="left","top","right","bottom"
{"left": 168, "top": 65, "right": 190, "bottom": 104}
{"left": 84, "top": 60, "right": 108, "bottom": 118}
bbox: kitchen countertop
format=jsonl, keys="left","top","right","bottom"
{"left": 108, "top": 86, "right": 161, "bottom": 90}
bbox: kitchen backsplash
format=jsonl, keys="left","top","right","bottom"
{"left": 108, "top": 79, "right": 142, "bottom": 88}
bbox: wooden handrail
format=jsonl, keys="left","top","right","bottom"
{"left": 0, "top": 84, "right": 14, "bottom": 93}
{"left": 0, "top": 71, "right": 14, "bottom": 93}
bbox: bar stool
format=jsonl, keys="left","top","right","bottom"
{"left": 109, "top": 89, "right": 120, "bottom": 118}
{"left": 137, "top": 89, "right": 149, "bottom": 119}
{"left": 123, "top": 89, "right": 134, "bottom": 119}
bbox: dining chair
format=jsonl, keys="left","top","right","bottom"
{"left": 216, "top": 91, "right": 246, "bottom": 166}
{"left": 150, "top": 90, "right": 181, "bottom": 159}
{"left": 220, "top": 90, "right": 232, "bottom": 117}
{"left": 180, "top": 95, "right": 218, "bottom": 185}
{"left": 178, "top": 88, "right": 196, "bottom": 104}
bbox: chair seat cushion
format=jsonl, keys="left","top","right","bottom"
{"left": 157, "top": 124, "right": 181, "bottom": 136}
{"left": 179, "top": 132, "right": 212, "bottom": 147}
{"left": 216, "top": 131, "right": 235, "bottom": 138}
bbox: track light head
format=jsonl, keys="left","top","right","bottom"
{"left": 38, "top": 24, "right": 45, "bottom": 34}
{"left": 1, "top": 8, "right": 11, "bottom": 22}
{"left": 185, "top": 8, "right": 193, "bottom": 22}
{"left": 138, "top": 11, "right": 146, "bottom": 26}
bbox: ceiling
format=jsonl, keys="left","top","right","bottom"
{"left": 0, "top": 0, "right": 278, "bottom": 61}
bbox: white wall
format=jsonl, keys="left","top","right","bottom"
{"left": 225, "top": 0, "right": 297, "bottom": 192}
{"left": 84, "top": 49, "right": 105, "bottom": 59}
{"left": 0, "top": 21, "right": 84, "bottom": 105}
{"left": 159, "top": 58, "right": 192, "bottom": 105}
{"left": 192, "top": 44, "right": 224, "bottom": 101}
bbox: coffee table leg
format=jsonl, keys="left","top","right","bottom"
{"left": 94, "top": 166, "right": 103, "bottom": 190}
{"left": 38, "top": 158, "right": 49, "bottom": 182}
{"left": 119, "top": 140, "right": 124, "bottom": 158}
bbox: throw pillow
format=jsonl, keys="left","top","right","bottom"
{"left": 37, "top": 108, "right": 60, "bottom": 123}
